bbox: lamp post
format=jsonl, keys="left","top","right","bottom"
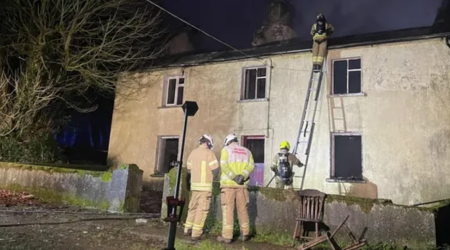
{"left": 163, "top": 101, "right": 199, "bottom": 250}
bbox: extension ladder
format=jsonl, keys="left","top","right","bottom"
{"left": 291, "top": 68, "right": 324, "bottom": 191}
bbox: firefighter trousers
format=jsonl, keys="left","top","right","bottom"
{"left": 312, "top": 39, "right": 328, "bottom": 66}
{"left": 220, "top": 188, "right": 250, "bottom": 240}
{"left": 184, "top": 191, "right": 212, "bottom": 238}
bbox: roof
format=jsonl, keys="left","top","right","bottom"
{"left": 150, "top": 25, "right": 450, "bottom": 70}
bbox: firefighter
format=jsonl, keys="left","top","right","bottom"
{"left": 270, "top": 141, "right": 303, "bottom": 189}
{"left": 183, "top": 134, "right": 220, "bottom": 241}
{"left": 217, "top": 134, "right": 255, "bottom": 244}
{"left": 311, "top": 13, "right": 334, "bottom": 72}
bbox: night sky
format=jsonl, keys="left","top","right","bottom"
{"left": 160, "top": 0, "right": 447, "bottom": 51}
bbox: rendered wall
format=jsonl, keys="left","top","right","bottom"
{"left": 108, "top": 37, "right": 450, "bottom": 205}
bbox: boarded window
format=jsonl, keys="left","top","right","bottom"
{"left": 332, "top": 59, "right": 362, "bottom": 95}
{"left": 242, "top": 68, "right": 266, "bottom": 100}
{"left": 331, "top": 134, "right": 362, "bottom": 181}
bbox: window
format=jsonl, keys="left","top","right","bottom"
{"left": 165, "top": 76, "right": 185, "bottom": 106}
{"left": 242, "top": 67, "right": 266, "bottom": 100}
{"left": 332, "top": 58, "right": 361, "bottom": 95}
{"left": 331, "top": 133, "right": 362, "bottom": 181}
{"left": 155, "top": 137, "right": 179, "bottom": 174}
{"left": 242, "top": 136, "right": 265, "bottom": 187}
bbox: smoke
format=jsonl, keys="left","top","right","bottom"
{"left": 160, "top": 0, "right": 445, "bottom": 50}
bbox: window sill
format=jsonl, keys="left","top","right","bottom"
{"left": 326, "top": 178, "right": 366, "bottom": 184}
{"left": 328, "top": 93, "right": 367, "bottom": 98}
{"left": 150, "top": 174, "right": 166, "bottom": 178}
{"left": 157, "top": 105, "right": 182, "bottom": 109}
{"left": 237, "top": 98, "right": 269, "bottom": 103}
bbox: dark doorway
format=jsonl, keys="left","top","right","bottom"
{"left": 156, "top": 137, "right": 179, "bottom": 174}
{"left": 332, "top": 134, "right": 363, "bottom": 181}
{"left": 242, "top": 136, "right": 265, "bottom": 187}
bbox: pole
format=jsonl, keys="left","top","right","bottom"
{"left": 266, "top": 174, "right": 276, "bottom": 187}
{"left": 164, "top": 111, "right": 188, "bottom": 250}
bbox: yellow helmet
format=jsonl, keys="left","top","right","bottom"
{"left": 280, "top": 141, "right": 290, "bottom": 150}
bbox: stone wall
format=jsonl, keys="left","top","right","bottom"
{"left": 0, "top": 162, "right": 143, "bottom": 213}
{"left": 161, "top": 168, "right": 438, "bottom": 249}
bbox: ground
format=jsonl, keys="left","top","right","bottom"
{"left": 0, "top": 189, "right": 428, "bottom": 250}
{"left": 0, "top": 190, "right": 291, "bottom": 250}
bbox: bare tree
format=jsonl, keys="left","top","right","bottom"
{"left": 0, "top": 0, "right": 169, "bottom": 137}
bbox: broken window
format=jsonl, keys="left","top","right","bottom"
{"left": 242, "top": 67, "right": 266, "bottom": 100}
{"left": 156, "top": 137, "right": 179, "bottom": 174}
{"left": 331, "top": 133, "right": 363, "bottom": 181}
{"left": 165, "top": 76, "right": 185, "bottom": 106}
{"left": 332, "top": 58, "right": 361, "bottom": 95}
{"left": 242, "top": 136, "right": 265, "bottom": 187}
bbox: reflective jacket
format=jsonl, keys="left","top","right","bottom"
{"left": 310, "top": 22, "right": 334, "bottom": 41}
{"left": 187, "top": 144, "right": 219, "bottom": 192}
{"left": 219, "top": 143, "right": 255, "bottom": 188}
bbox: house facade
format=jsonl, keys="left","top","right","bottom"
{"left": 108, "top": 30, "right": 450, "bottom": 206}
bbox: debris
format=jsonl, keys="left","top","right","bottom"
{"left": 0, "top": 190, "right": 41, "bottom": 207}
{"left": 135, "top": 218, "right": 148, "bottom": 224}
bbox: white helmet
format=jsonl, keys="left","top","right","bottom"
{"left": 223, "top": 134, "right": 238, "bottom": 146}
{"left": 199, "top": 134, "right": 214, "bottom": 150}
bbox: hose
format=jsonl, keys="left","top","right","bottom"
{"left": 0, "top": 214, "right": 160, "bottom": 228}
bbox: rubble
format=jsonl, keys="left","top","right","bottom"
{"left": 0, "top": 190, "right": 41, "bottom": 207}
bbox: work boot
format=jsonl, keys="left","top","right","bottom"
{"left": 317, "top": 64, "right": 322, "bottom": 72}
{"left": 183, "top": 229, "right": 192, "bottom": 236}
{"left": 191, "top": 236, "right": 203, "bottom": 242}
{"left": 241, "top": 235, "right": 251, "bottom": 242}
{"left": 217, "top": 236, "right": 232, "bottom": 244}
{"left": 313, "top": 64, "right": 321, "bottom": 72}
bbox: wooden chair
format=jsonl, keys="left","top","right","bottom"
{"left": 292, "top": 189, "right": 367, "bottom": 250}
{"left": 292, "top": 189, "right": 327, "bottom": 244}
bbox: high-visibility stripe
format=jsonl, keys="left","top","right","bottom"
{"left": 209, "top": 160, "right": 218, "bottom": 166}
{"left": 191, "top": 182, "right": 213, "bottom": 191}
{"left": 220, "top": 160, "right": 227, "bottom": 164}
{"left": 200, "top": 161, "right": 206, "bottom": 184}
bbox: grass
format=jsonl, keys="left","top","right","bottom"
{"left": 175, "top": 240, "right": 249, "bottom": 250}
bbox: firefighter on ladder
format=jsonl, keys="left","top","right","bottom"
{"left": 217, "top": 134, "right": 255, "bottom": 244}
{"left": 270, "top": 141, "right": 303, "bottom": 189}
{"left": 311, "top": 13, "right": 334, "bottom": 72}
{"left": 183, "top": 134, "right": 219, "bottom": 241}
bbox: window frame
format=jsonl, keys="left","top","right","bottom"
{"left": 329, "top": 132, "right": 364, "bottom": 182}
{"left": 164, "top": 75, "right": 185, "bottom": 107}
{"left": 241, "top": 66, "right": 268, "bottom": 101}
{"left": 241, "top": 135, "right": 266, "bottom": 163}
{"left": 154, "top": 135, "right": 180, "bottom": 176}
{"left": 330, "top": 57, "right": 363, "bottom": 96}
